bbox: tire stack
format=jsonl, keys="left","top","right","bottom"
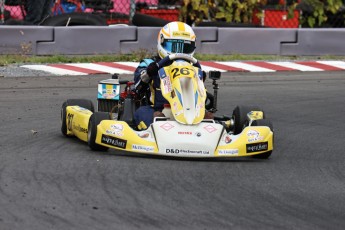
{"left": 41, "top": 12, "right": 108, "bottom": 26}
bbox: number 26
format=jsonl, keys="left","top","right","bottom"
{"left": 171, "top": 68, "right": 191, "bottom": 78}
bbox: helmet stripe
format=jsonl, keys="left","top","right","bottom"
{"left": 161, "top": 29, "right": 170, "bottom": 37}
{"left": 177, "top": 21, "right": 186, "bottom": 32}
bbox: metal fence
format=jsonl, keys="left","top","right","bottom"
{"left": 1, "top": 0, "right": 345, "bottom": 27}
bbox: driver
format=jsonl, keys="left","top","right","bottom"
{"left": 133, "top": 21, "right": 211, "bottom": 130}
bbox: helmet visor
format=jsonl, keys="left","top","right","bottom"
{"left": 162, "top": 39, "right": 195, "bottom": 54}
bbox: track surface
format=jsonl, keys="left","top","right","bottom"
{"left": 1, "top": 72, "right": 345, "bottom": 229}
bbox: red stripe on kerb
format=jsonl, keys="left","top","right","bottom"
{"left": 295, "top": 61, "right": 344, "bottom": 71}
{"left": 200, "top": 61, "right": 247, "bottom": 72}
{"left": 96, "top": 62, "right": 136, "bottom": 72}
{"left": 48, "top": 64, "right": 106, "bottom": 74}
{"left": 244, "top": 61, "right": 296, "bottom": 71}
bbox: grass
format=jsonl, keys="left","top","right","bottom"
{"left": 1, "top": 53, "right": 345, "bottom": 66}
{"left": 0, "top": 54, "right": 140, "bottom": 66}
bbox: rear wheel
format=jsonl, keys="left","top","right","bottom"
{"left": 61, "top": 99, "right": 94, "bottom": 136}
{"left": 88, "top": 112, "right": 110, "bottom": 151}
{"left": 251, "top": 119, "right": 273, "bottom": 159}
{"left": 232, "top": 105, "right": 262, "bottom": 135}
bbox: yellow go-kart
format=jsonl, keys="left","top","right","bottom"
{"left": 61, "top": 54, "right": 274, "bottom": 158}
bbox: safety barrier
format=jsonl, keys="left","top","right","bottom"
{"left": 0, "top": 26, "right": 345, "bottom": 56}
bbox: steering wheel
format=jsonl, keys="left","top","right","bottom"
{"left": 157, "top": 53, "right": 198, "bottom": 69}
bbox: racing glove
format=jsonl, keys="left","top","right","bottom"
{"left": 146, "top": 62, "right": 159, "bottom": 78}
{"left": 135, "top": 69, "right": 150, "bottom": 94}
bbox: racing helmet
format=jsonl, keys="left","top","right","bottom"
{"left": 157, "top": 21, "right": 196, "bottom": 59}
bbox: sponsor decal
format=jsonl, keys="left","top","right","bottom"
{"left": 105, "top": 124, "right": 124, "bottom": 136}
{"left": 102, "top": 88, "right": 116, "bottom": 97}
{"left": 196, "top": 103, "right": 204, "bottom": 117}
{"left": 225, "top": 135, "right": 232, "bottom": 144}
{"left": 138, "top": 132, "right": 150, "bottom": 138}
{"left": 102, "top": 88, "right": 118, "bottom": 99}
{"left": 105, "top": 129, "right": 123, "bottom": 136}
{"left": 246, "top": 142, "right": 268, "bottom": 153}
{"left": 101, "top": 134, "right": 127, "bottom": 149}
{"left": 98, "top": 84, "right": 119, "bottom": 100}
{"left": 178, "top": 131, "right": 192, "bottom": 135}
{"left": 165, "top": 149, "right": 210, "bottom": 155}
{"left": 173, "top": 101, "right": 178, "bottom": 111}
{"left": 172, "top": 31, "right": 190, "bottom": 38}
{"left": 160, "top": 122, "right": 174, "bottom": 131}
{"left": 73, "top": 124, "right": 88, "bottom": 133}
{"left": 195, "top": 103, "right": 200, "bottom": 117}
{"left": 67, "top": 113, "right": 74, "bottom": 131}
{"left": 218, "top": 149, "right": 239, "bottom": 155}
{"left": 204, "top": 125, "right": 217, "bottom": 133}
{"left": 195, "top": 132, "right": 201, "bottom": 137}
{"left": 111, "top": 124, "right": 124, "bottom": 131}
{"left": 102, "top": 93, "right": 116, "bottom": 98}
{"left": 162, "top": 78, "right": 172, "bottom": 93}
{"left": 247, "top": 130, "right": 264, "bottom": 142}
{"left": 132, "top": 144, "right": 154, "bottom": 152}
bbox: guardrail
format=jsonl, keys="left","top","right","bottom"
{"left": 0, "top": 26, "right": 344, "bottom": 56}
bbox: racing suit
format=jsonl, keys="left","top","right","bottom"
{"left": 133, "top": 56, "right": 166, "bottom": 130}
{"left": 133, "top": 55, "right": 210, "bottom": 130}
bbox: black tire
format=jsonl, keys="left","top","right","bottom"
{"left": 232, "top": 105, "right": 262, "bottom": 135}
{"left": 205, "top": 92, "right": 214, "bottom": 111}
{"left": 88, "top": 112, "right": 110, "bottom": 151}
{"left": 61, "top": 99, "right": 95, "bottom": 136}
{"left": 251, "top": 119, "right": 273, "bottom": 159}
{"left": 196, "top": 21, "right": 267, "bottom": 28}
{"left": 41, "top": 12, "right": 107, "bottom": 26}
{"left": 131, "top": 13, "right": 169, "bottom": 27}
{"left": 61, "top": 101, "right": 69, "bottom": 136}
{"left": 4, "top": 19, "right": 34, "bottom": 25}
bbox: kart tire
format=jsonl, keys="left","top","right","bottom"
{"left": 88, "top": 112, "right": 110, "bottom": 151}
{"left": 4, "top": 19, "right": 34, "bottom": 25}
{"left": 251, "top": 119, "right": 273, "bottom": 159}
{"left": 232, "top": 105, "right": 262, "bottom": 135}
{"left": 61, "top": 99, "right": 95, "bottom": 136}
{"left": 196, "top": 21, "right": 267, "bottom": 28}
{"left": 131, "top": 13, "right": 169, "bottom": 27}
{"left": 205, "top": 92, "right": 214, "bottom": 111}
{"left": 41, "top": 13, "right": 107, "bottom": 26}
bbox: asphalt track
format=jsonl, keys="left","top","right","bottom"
{"left": 0, "top": 71, "right": 345, "bottom": 230}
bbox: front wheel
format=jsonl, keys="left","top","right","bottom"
{"left": 232, "top": 105, "right": 262, "bottom": 135}
{"left": 88, "top": 112, "right": 110, "bottom": 151}
{"left": 251, "top": 119, "right": 273, "bottom": 159}
{"left": 61, "top": 99, "right": 95, "bottom": 136}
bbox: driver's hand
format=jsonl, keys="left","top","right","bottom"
{"left": 147, "top": 62, "right": 159, "bottom": 77}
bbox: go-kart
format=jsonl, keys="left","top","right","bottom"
{"left": 61, "top": 54, "right": 274, "bottom": 158}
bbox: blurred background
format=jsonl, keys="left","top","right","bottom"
{"left": 1, "top": 0, "right": 345, "bottom": 28}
